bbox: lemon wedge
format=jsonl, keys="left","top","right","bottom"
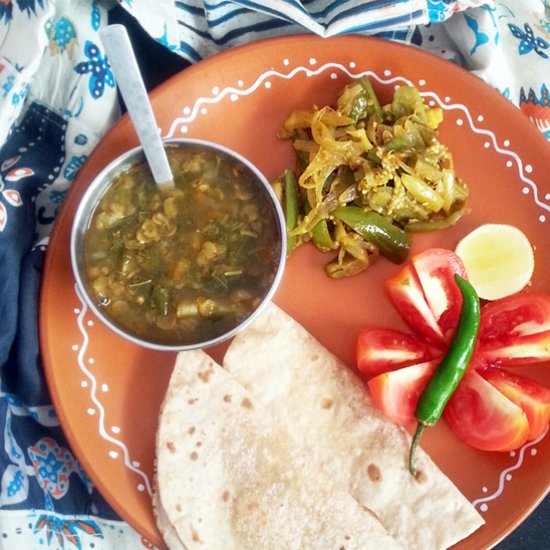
{"left": 455, "top": 224, "right": 534, "bottom": 301}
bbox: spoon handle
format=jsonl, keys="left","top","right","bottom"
{"left": 99, "top": 24, "right": 174, "bottom": 189}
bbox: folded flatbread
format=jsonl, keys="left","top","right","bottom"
{"left": 224, "top": 302, "right": 484, "bottom": 550}
{"left": 154, "top": 349, "right": 403, "bottom": 550}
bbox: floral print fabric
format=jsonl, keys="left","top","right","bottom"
{"left": 0, "top": 1, "right": 548, "bottom": 549}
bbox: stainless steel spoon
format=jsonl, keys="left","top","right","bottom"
{"left": 99, "top": 24, "right": 174, "bottom": 190}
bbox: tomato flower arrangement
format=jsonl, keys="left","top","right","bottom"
{"left": 358, "top": 248, "right": 550, "bottom": 452}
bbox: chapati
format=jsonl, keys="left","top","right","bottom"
{"left": 154, "top": 349, "right": 403, "bottom": 550}
{"left": 224, "top": 302, "right": 484, "bottom": 549}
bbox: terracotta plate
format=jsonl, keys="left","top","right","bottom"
{"left": 40, "top": 36, "right": 550, "bottom": 549}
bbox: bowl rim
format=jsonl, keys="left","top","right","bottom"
{"left": 70, "top": 137, "right": 287, "bottom": 351}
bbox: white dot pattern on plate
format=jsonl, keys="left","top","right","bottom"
{"left": 87, "top": 408, "right": 95, "bottom": 415}
{"left": 112, "top": 426, "right": 121, "bottom": 434}
{"left": 109, "top": 451, "right": 118, "bottom": 459}
{"left": 101, "top": 383, "right": 109, "bottom": 392}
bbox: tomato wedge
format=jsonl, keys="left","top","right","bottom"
{"left": 356, "top": 328, "right": 438, "bottom": 375}
{"left": 385, "top": 264, "right": 444, "bottom": 345}
{"left": 478, "top": 293, "right": 550, "bottom": 366}
{"left": 367, "top": 360, "right": 438, "bottom": 426}
{"left": 479, "top": 293, "right": 550, "bottom": 339}
{"left": 385, "top": 249, "right": 467, "bottom": 345}
{"left": 480, "top": 368, "right": 550, "bottom": 440}
{"left": 479, "top": 330, "right": 550, "bottom": 366}
{"left": 444, "top": 370, "right": 529, "bottom": 451}
{"left": 412, "top": 248, "right": 467, "bottom": 338}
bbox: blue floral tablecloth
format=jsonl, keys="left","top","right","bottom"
{"left": 0, "top": 1, "right": 548, "bottom": 548}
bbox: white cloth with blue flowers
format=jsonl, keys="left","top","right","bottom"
{"left": 0, "top": 1, "right": 548, "bottom": 549}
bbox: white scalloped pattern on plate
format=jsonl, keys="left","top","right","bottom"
{"left": 74, "top": 61, "right": 548, "bottom": 503}
{"left": 72, "top": 284, "right": 152, "bottom": 497}
{"left": 165, "top": 60, "right": 550, "bottom": 223}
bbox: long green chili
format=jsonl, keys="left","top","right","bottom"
{"left": 408, "top": 274, "right": 481, "bottom": 476}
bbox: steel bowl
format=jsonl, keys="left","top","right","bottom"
{"left": 70, "top": 138, "right": 286, "bottom": 351}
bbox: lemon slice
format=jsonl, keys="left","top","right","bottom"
{"left": 455, "top": 224, "right": 534, "bottom": 300}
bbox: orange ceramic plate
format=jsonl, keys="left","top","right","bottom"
{"left": 40, "top": 36, "right": 550, "bottom": 549}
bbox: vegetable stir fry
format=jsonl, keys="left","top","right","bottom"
{"left": 274, "top": 77, "right": 469, "bottom": 277}
{"left": 83, "top": 145, "right": 280, "bottom": 345}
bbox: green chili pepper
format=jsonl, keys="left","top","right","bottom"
{"left": 283, "top": 170, "right": 300, "bottom": 255}
{"left": 408, "top": 274, "right": 480, "bottom": 476}
{"left": 332, "top": 206, "right": 410, "bottom": 264}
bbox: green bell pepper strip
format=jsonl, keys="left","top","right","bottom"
{"left": 302, "top": 193, "right": 334, "bottom": 252}
{"left": 332, "top": 206, "right": 410, "bottom": 264}
{"left": 283, "top": 170, "right": 300, "bottom": 255}
{"left": 408, "top": 274, "right": 481, "bottom": 476}
{"left": 359, "top": 76, "right": 384, "bottom": 121}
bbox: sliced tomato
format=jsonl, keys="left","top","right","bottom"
{"left": 385, "top": 264, "right": 444, "bottom": 345}
{"left": 367, "top": 360, "right": 438, "bottom": 426}
{"left": 480, "top": 368, "right": 550, "bottom": 440}
{"left": 479, "top": 293, "right": 550, "bottom": 340}
{"left": 479, "top": 330, "right": 550, "bottom": 366}
{"left": 356, "top": 328, "right": 438, "bottom": 376}
{"left": 411, "top": 248, "right": 467, "bottom": 339}
{"left": 444, "top": 370, "right": 529, "bottom": 451}
{"left": 478, "top": 293, "right": 550, "bottom": 366}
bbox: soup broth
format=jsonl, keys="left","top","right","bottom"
{"left": 83, "top": 145, "right": 281, "bottom": 345}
